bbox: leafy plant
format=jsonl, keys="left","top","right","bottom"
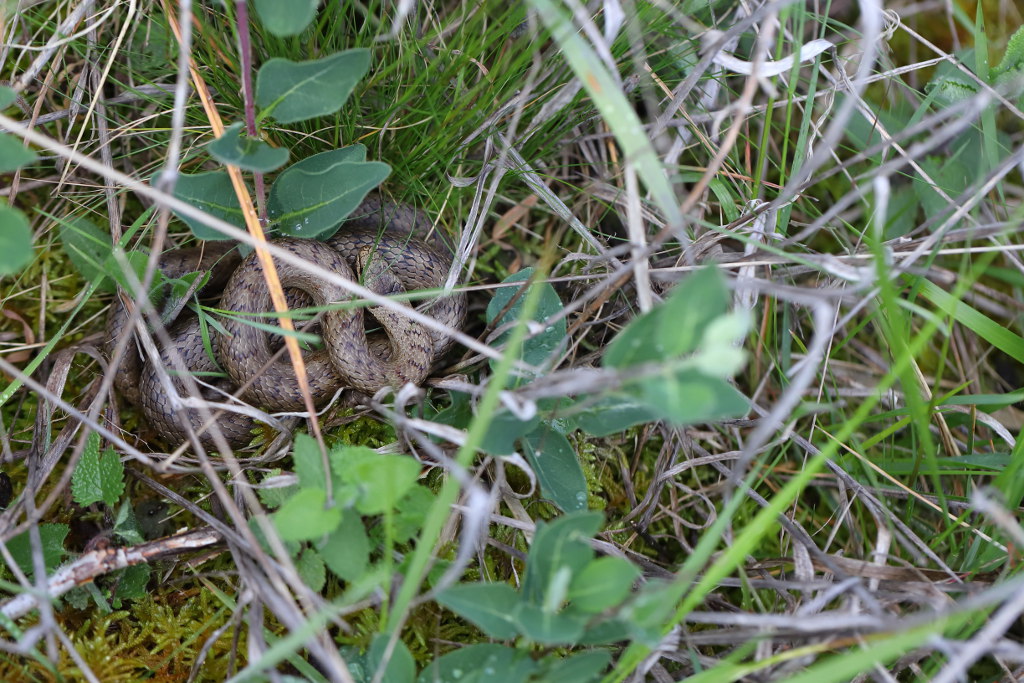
{"left": 259, "top": 434, "right": 430, "bottom": 592}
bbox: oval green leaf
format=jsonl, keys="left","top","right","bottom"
{"left": 0, "top": 133, "right": 37, "bottom": 172}
{"left": 267, "top": 146, "right": 390, "bottom": 238}
{"left": 486, "top": 267, "right": 567, "bottom": 376}
{"left": 253, "top": 0, "right": 319, "bottom": 37}
{"left": 273, "top": 487, "right": 341, "bottom": 541}
{"left": 155, "top": 170, "right": 245, "bottom": 240}
{"left": 520, "top": 424, "right": 588, "bottom": 512}
{"left": 0, "top": 85, "right": 16, "bottom": 109}
{"left": 256, "top": 48, "right": 370, "bottom": 124}
{"left": 0, "top": 203, "right": 33, "bottom": 276}
{"left": 208, "top": 121, "right": 289, "bottom": 172}
{"left": 604, "top": 266, "right": 728, "bottom": 368}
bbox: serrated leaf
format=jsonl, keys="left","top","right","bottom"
{"left": 7, "top": 523, "right": 68, "bottom": 578}
{"left": 0, "top": 204, "right": 33, "bottom": 276}
{"left": 267, "top": 146, "right": 390, "bottom": 238}
{"left": 0, "top": 133, "right": 37, "bottom": 172}
{"left": 416, "top": 644, "right": 537, "bottom": 683}
{"left": 568, "top": 556, "right": 640, "bottom": 613}
{"left": 486, "top": 268, "right": 567, "bottom": 377}
{"left": 253, "top": 0, "right": 319, "bottom": 37}
{"left": 296, "top": 547, "right": 326, "bottom": 591}
{"left": 522, "top": 511, "right": 602, "bottom": 606}
{"left": 257, "top": 472, "right": 299, "bottom": 509}
{"left": 317, "top": 513, "right": 369, "bottom": 581}
{"left": 994, "top": 25, "right": 1024, "bottom": 76}
{"left": 437, "top": 582, "right": 522, "bottom": 639}
{"left": 393, "top": 486, "right": 433, "bottom": 543}
{"left": 112, "top": 564, "right": 151, "bottom": 603}
{"left": 156, "top": 170, "right": 244, "bottom": 239}
{"left": 0, "top": 85, "right": 15, "bottom": 109}
{"left": 367, "top": 633, "right": 416, "bottom": 683}
{"left": 332, "top": 447, "right": 420, "bottom": 515}
{"left": 208, "top": 121, "right": 289, "bottom": 172}
{"left": 520, "top": 424, "right": 588, "bottom": 512}
{"left": 273, "top": 488, "right": 341, "bottom": 541}
{"left": 71, "top": 435, "right": 125, "bottom": 507}
{"left": 604, "top": 267, "right": 728, "bottom": 368}
{"left": 924, "top": 49, "right": 981, "bottom": 105}
{"left": 256, "top": 49, "right": 370, "bottom": 124}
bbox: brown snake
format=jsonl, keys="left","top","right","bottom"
{"left": 104, "top": 197, "right": 466, "bottom": 447}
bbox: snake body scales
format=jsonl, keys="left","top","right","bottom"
{"left": 104, "top": 197, "right": 466, "bottom": 447}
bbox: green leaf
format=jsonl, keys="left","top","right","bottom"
{"left": 520, "top": 424, "right": 588, "bottom": 512}
{"left": 333, "top": 447, "right": 421, "bottom": 516}
{"left": 71, "top": 434, "right": 125, "bottom": 507}
{"left": 604, "top": 267, "right": 728, "bottom": 368}
{"left": 619, "top": 579, "right": 678, "bottom": 647}
{"left": 576, "top": 618, "right": 632, "bottom": 646}
{"left": 256, "top": 49, "right": 371, "bottom": 124}
{"left": 537, "top": 650, "right": 611, "bottom": 681}
{"left": 522, "top": 511, "right": 602, "bottom": 606}
{"left": 993, "top": 25, "right": 1024, "bottom": 76}
{"left": 437, "top": 582, "right": 522, "bottom": 640}
{"left": 0, "top": 133, "right": 37, "bottom": 172}
{"left": 479, "top": 410, "right": 539, "bottom": 456}
{"left": 273, "top": 488, "right": 342, "bottom": 541}
{"left": 0, "top": 85, "right": 15, "bottom": 109}
{"left": 0, "top": 203, "right": 33, "bottom": 276}
{"left": 208, "top": 121, "right": 289, "bottom": 172}
{"left": 58, "top": 217, "right": 115, "bottom": 288}
{"left": 104, "top": 251, "right": 153, "bottom": 297}
{"left": 393, "top": 486, "right": 434, "bottom": 543}
{"left": 513, "top": 602, "right": 587, "bottom": 645}
{"left": 296, "top": 547, "right": 326, "bottom": 592}
{"left": 292, "top": 433, "right": 328, "bottom": 490}
{"left": 111, "top": 564, "right": 151, "bottom": 603}
{"left": 252, "top": 0, "right": 319, "bottom": 37}
{"left": 366, "top": 633, "right": 416, "bottom": 683}
{"left": 7, "top": 523, "right": 68, "bottom": 579}
{"left": 565, "top": 395, "right": 659, "bottom": 437}
{"left": 113, "top": 499, "right": 146, "bottom": 545}
{"left": 157, "top": 170, "right": 244, "bottom": 240}
{"left": 416, "top": 644, "right": 537, "bottom": 683}
{"left": 568, "top": 557, "right": 640, "bottom": 613}
{"left": 486, "top": 268, "right": 567, "bottom": 376}
{"left": 257, "top": 471, "right": 299, "bottom": 509}
{"left": 317, "top": 513, "right": 369, "bottom": 581}
{"left": 267, "top": 145, "right": 390, "bottom": 238}
{"left": 634, "top": 368, "right": 749, "bottom": 426}
{"left": 924, "top": 49, "right": 980, "bottom": 105}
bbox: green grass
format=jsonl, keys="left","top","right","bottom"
{"left": 2, "top": 0, "right": 1024, "bottom": 680}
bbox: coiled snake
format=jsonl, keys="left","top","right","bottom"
{"left": 104, "top": 197, "right": 466, "bottom": 447}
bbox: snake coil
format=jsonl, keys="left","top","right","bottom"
{"left": 104, "top": 198, "right": 466, "bottom": 447}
